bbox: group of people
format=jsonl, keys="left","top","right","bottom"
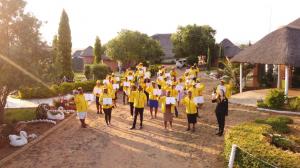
{"left": 74, "top": 63, "right": 231, "bottom": 136}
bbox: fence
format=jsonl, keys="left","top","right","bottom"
{"left": 228, "top": 144, "right": 278, "bottom": 168}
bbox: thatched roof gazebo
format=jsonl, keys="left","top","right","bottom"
{"left": 231, "top": 18, "right": 300, "bottom": 96}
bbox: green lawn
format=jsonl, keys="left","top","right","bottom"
{"left": 4, "top": 108, "right": 36, "bottom": 124}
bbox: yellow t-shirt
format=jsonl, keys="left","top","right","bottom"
{"left": 100, "top": 93, "right": 113, "bottom": 109}
{"left": 159, "top": 96, "right": 175, "bottom": 113}
{"left": 75, "top": 94, "right": 88, "bottom": 112}
{"left": 146, "top": 86, "right": 159, "bottom": 100}
{"left": 133, "top": 91, "right": 147, "bottom": 108}
{"left": 181, "top": 96, "right": 197, "bottom": 114}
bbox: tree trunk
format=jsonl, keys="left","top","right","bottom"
{"left": 0, "top": 87, "right": 9, "bottom": 124}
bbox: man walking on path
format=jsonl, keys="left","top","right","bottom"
{"left": 130, "top": 85, "right": 147, "bottom": 130}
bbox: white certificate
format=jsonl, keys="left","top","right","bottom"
{"left": 153, "top": 89, "right": 162, "bottom": 96}
{"left": 145, "top": 72, "right": 151, "bottom": 78}
{"left": 196, "top": 83, "right": 201, "bottom": 88}
{"left": 193, "top": 96, "right": 204, "bottom": 104}
{"left": 93, "top": 88, "right": 102, "bottom": 95}
{"left": 123, "top": 82, "right": 130, "bottom": 87}
{"left": 175, "top": 85, "right": 183, "bottom": 91}
{"left": 103, "top": 79, "right": 109, "bottom": 84}
{"left": 115, "top": 77, "right": 120, "bottom": 81}
{"left": 158, "top": 76, "right": 164, "bottom": 81}
{"left": 166, "top": 80, "right": 172, "bottom": 85}
{"left": 142, "top": 67, "right": 146, "bottom": 72}
{"left": 166, "top": 97, "right": 176, "bottom": 105}
{"left": 146, "top": 83, "right": 151, "bottom": 87}
{"left": 165, "top": 73, "right": 171, "bottom": 77}
{"left": 113, "top": 84, "right": 119, "bottom": 89}
{"left": 127, "top": 76, "right": 133, "bottom": 81}
{"left": 103, "top": 98, "right": 112, "bottom": 105}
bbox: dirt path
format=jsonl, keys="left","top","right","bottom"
{"left": 3, "top": 74, "right": 299, "bottom": 168}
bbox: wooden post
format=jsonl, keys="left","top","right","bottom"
{"left": 285, "top": 65, "right": 289, "bottom": 96}
{"left": 240, "top": 63, "right": 243, "bottom": 93}
{"left": 277, "top": 65, "right": 280, "bottom": 88}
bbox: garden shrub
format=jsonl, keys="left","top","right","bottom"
{"left": 92, "top": 64, "right": 112, "bottom": 80}
{"left": 271, "top": 135, "right": 294, "bottom": 151}
{"left": 224, "top": 123, "right": 300, "bottom": 168}
{"left": 264, "top": 89, "right": 286, "bottom": 109}
{"left": 288, "top": 97, "right": 300, "bottom": 111}
{"left": 255, "top": 116, "right": 293, "bottom": 133}
{"left": 18, "top": 80, "right": 96, "bottom": 99}
{"left": 84, "top": 65, "right": 92, "bottom": 80}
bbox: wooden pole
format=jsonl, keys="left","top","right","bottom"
{"left": 285, "top": 65, "right": 289, "bottom": 96}
{"left": 240, "top": 63, "right": 243, "bottom": 93}
{"left": 277, "top": 65, "right": 280, "bottom": 88}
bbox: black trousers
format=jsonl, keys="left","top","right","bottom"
{"left": 216, "top": 112, "right": 225, "bottom": 133}
{"left": 175, "top": 106, "right": 178, "bottom": 117}
{"left": 144, "top": 91, "right": 149, "bottom": 105}
{"left": 103, "top": 108, "right": 112, "bottom": 125}
{"left": 132, "top": 108, "right": 144, "bottom": 128}
{"left": 123, "top": 91, "right": 127, "bottom": 104}
{"left": 129, "top": 102, "right": 134, "bottom": 116}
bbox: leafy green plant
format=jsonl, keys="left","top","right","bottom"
{"left": 92, "top": 64, "right": 112, "bottom": 80}
{"left": 84, "top": 65, "right": 92, "bottom": 80}
{"left": 224, "top": 123, "right": 300, "bottom": 168}
{"left": 288, "top": 97, "right": 300, "bottom": 111}
{"left": 264, "top": 89, "right": 286, "bottom": 109}
{"left": 148, "top": 64, "right": 160, "bottom": 76}
{"left": 255, "top": 116, "right": 293, "bottom": 133}
{"left": 271, "top": 135, "right": 294, "bottom": 151}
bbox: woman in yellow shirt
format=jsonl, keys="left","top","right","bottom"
{"left": 181, "top": 90, "right": 198, "bottom": 132}
{"left": 128, "top": 85, "right": 137, "bottom": 117}
{"left": 159, "top": 90, "right": 175, "bottom": 130}
{"left": 130, "top": 85, "right": 147, "bottom": 130}
{"left": 146, "top": 82, "right": 160, "bottom": 119}
{"left": 100, "top": 87, "right": 114, "bottom": 126}
{"left": 74, "top": 87, "right": 88, "bottom": 128}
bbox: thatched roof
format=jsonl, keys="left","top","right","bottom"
{"left": 220, "top": 38, "right": 241, "bottom": 58}
{"left": 231, "top": 18, "right": 300, "bottom": 67}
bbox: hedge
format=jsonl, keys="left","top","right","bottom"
{"left": 224, "top": 123, "right": 300, "bottom": 168}
{"left": 18, "top": 80, "right": 96, "bottom": 99}
{"left": 255, "top": 116, "right": 293, "bottom": 133}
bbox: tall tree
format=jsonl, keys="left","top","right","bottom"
{"left": 52, "top": 35, "right": 58, "bottom": 64}
{"left": 207, "top": 47, "right": 211, "bottom": 70}
{"left": 93, "top": 36, "right": 102, "bottom": 64}
{"left": 57, "top": 9, "right": 73, "bottom": 80}
{"left": 171, "top": 24, "right": 217, "bottom": 65}
{"left": 106, "top": 30, "right": 164, "bottom": 68}
{"left": 0, "top": 0, "right": 50, "bottom": 123}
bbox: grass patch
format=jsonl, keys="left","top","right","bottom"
{"left": 255, "top": 116, "right": 293, "bottom": 133}
{"left": 4, "top": 108, "right": 36, "bottom": 124}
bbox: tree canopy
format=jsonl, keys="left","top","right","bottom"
{"left": 171, "top": 24, "right": 216, "bottom": 58}
{"left": 0, "top": 0, "right": 51, "bottom": 123}
{"left": 57, "top": 9, "right": 73, "bottom": 80}
{"left": 93, "top": 36, "right": 102, "bottom": 64}
{"left": 106, "top": 30, "right": 164, "bottom": 67}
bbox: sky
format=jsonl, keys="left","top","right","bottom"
{"left": 25, "top": 0, "right": 300, "bottom": 50}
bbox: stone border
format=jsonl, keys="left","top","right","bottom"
{"left": 0, "top": 113, "right": 75, "bottom": 166}
{"left": 257, "top": 108, "right": 300, "bottom": 116}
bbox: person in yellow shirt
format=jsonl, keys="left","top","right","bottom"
{"left": 93, "top": 80, "right": 103, "bottom": 114}
{"left": 100, "top": 87, "right": 113, "bottom": 126}
{"left": 146, "top": 82, "right": 159, "bottom": 119}
{"left": 189, "top": 82, "right": 202, "bottom": 118}
{"left": 109, "top": 80, "right": 117, "bottom": 107}
{"left": 130, "top": 85, "right": 147, "bottom": 130}
{"left": 74, "top": 87, "right": 88, "bottom": 128}
{"left": 122, "top": 77, "right": 131, "bottom": 105}
{"left": 181, "top": 90, "right": 198, "bottom": 132}
{"left": 128, "top": 85, "right": 137, "bottom": 116}
{"left": 170, "top": 68, "right": 177, "bottom": 78}
{"left": 159, "top": 90, "right": 175, "bottom": 130}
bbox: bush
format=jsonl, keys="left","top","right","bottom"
{"left": 255, "top": 116, "right": 293, "bottom": 133}
{"left": 288, "top": 97, "right": 300, "bottom": 111}
{"left": 84, "top": 65, "right": 92, "bottom": 80}
{"left": 18, "top": 80, "right": 96, "bottom": 99}
{"left": 224, "top": 123, "right": 300, "bottom": 168}
{"left": 186, "top": 55, "right": 198, "bottom": 65}
{"left": 264, "top": 89, "right": 286, "bottom": 109}
{"left": 92, "top": 64, "right": 112, "bottom": 80}
{"left": 148, "top": 64, "right": 160, "bottom": 76}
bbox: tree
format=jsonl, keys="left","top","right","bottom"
{"left": 72, "top": 57, "right": 84, "bottom": 72}
{"left": 207, "top": 47, "right": 211, "bottom": 70}
{"left": 52, "top": 35, "right": 58, "bottom": 65}
{"left": 171, "top": 24, "right": 217, "bottom": 65}
{"left": 106, "top": 30, "right": 164, "bottom": 68}
{"left": 57, "top": 9, "right": 73, "bottom": 80}
{"left": 93, "top": 36, "right": 102, "bottom": 64}
{"left": 0, "top": 0, "right": 50, "bottom": 123}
